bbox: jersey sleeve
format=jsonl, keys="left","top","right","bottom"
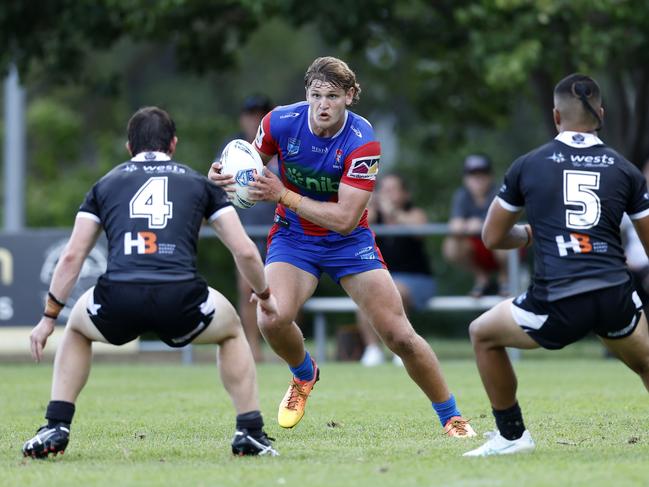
{"left": 626, "top": 164, "right": 649, "bottom": 220}
{"left": 497, "top": 156, "right": 525, "bottom": 212}
{"left": 77, "top": 184, "right": 102, "bottom": 223}
{"left": 205, "top": 179, "right": 234, "bottom": 222}
{"left": 253, "top": 111, "right": 278, "bottom": 157}
{"left": 341, "top": 141, "right": 381, "bottom": 192}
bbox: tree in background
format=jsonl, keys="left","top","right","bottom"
{"left": 2, "top": 0, "right": 648, "bottom": 219}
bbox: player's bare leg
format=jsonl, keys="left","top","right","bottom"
{"left": 236, "top": 269, "right": 263, "bottom": 362}
{"left": 356, "top": 310, "right": 385, "bottom": 366}
{"left": 342, "top": 269, "right": 474, "bottom": 437}
{"left": 600, "top": 312, "right": 649, "bottom": 391}
{"left": 261, "top": 262, "right": 319, "bottom": 366}
{"left": 464, "top": 299, "right": 539, "bottom": 457}
{"left": 193, "top": 288, "right": 277, "bottom": 456}
{"left": 342, "top": 270, "right": 448, "bottom": 400}
{"left": 24, "top": 289, "right": 109, "bottom": 459}
{"left": 262, "top": 262, "right": 320, "bottom": 428}
{"left": 193, "top": 289, "right": 259, "bottom": 413}
{"left": 52, "top": 288, "right": 110, "bottom": 403}
{"left": 468, "top": 299, "right": 539, "bottom": 409}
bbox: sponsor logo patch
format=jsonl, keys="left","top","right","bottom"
{"left": 287, "top": 137, "right": 300, "bottom": 156}
{"left": 347, "top": 156, "right": 379, "bottom": 179}
{"left": 569, "top": 154, "right": 615, "bottom": 167}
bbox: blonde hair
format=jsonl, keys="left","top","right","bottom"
{"left": 304, "top": 57, "right": 361, "bottom": 105}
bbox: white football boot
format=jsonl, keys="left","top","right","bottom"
{"left": 463, "top": 430, "right": 535, "bottom": 457}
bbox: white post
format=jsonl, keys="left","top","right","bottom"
{"left": 3, "top": 63, "right": 26, "bottom": 232}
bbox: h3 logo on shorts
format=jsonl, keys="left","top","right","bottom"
{"left": 555, "top": 233, "right": 592, "bottom": 256}
{"left": 124, "top": 231, "right": 157, "bottom": 255}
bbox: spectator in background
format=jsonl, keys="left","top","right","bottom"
{"left": 358, "top": 174, "right": 436, "bottom": 366}
{"left": 622, "top": 157, "right": 649, "bottom": 310}
{"left": 443, "top": 154, "right": 509, "bottom": 297}
{"left": 219, "top": 95, "right": 277, "bottom": 362}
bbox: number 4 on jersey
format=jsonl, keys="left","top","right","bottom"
{"left": 129, "top": 177, "right": 173, "bottom": 229}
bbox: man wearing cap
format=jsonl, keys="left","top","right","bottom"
{"left": 443, "top": 154, "right": 509, "bottom": 297}
{"left": 217, "top": 95, "right": 277, "bottom": 362}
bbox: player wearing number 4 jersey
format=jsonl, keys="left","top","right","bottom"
{"left": 210, "top": 57, "right": 475, "bottom": 438}
{"left": 23, "top": 107, "right": 279, "bottom": 459}
{"left": 464, "top": 74, "right": 649, "bottom": 457}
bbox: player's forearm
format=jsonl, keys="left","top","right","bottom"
{"left": 292, "top": 197, "right": 361, "bottom": 235}
{"left": 232, "top": 239, "right": 268, "bottom": 295}
{"left": 48, "top": 251, "right": 86, "bottom": 303}
{"left": 483, "top": 224, "right": 532, "bottom": 250}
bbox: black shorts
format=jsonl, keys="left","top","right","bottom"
{"left": 511, "top": 281, "right": 642, "bottom": 350}
{"left": 88, "top": 276, "right": 215, "bottom": 347}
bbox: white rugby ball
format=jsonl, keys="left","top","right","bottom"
{"left": 220, "top": 139, "right": 264, "bottom": 209}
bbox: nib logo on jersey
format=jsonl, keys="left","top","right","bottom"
{"left": 123, "top": 232, "right": 176, "bottom": 255}
{"left": 284, "top": 164, "right": 339, "bottom": 193}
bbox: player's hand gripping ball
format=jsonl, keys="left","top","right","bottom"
{"left": 219, "top": 139, "right": 264, "bottom": 208}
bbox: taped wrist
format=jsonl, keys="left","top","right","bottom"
{"left": 279, "top": 189, "right": 303, "bottom": 212}
{"left": 44, "top": 291, "right": 65, "bottom": 319}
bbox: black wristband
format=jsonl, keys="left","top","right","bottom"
{"left": 48, "top": 292, "right": 65, "bottom": 307}
{"left": 43, "top": 312, "right": 59, "bottom": 320}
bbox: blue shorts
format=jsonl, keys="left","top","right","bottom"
{"left": 266, "top": 227, "right": 386, "bottom": 283}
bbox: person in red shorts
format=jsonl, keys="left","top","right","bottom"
{"left": 443, "top": 154, "right": 509, "bottom": 296}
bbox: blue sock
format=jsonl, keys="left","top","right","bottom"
{"left": 432, "top": 393, "right": 461, "bottom": 426}
{"left": 289, "top": 351, "right": 314, "bottom": 382}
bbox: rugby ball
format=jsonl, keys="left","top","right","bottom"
{"left": 220, "top": 139, "right": 264, "bottom": 209}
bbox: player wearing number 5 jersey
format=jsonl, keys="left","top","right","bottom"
{"left": 210, "top": 57, "right": 475, "bottom": 437}
{"left": 464, "top": 74, "right": 649, "bottom": 457}
{"left": 23, "top": 107, "right": 280, "bottom": 459}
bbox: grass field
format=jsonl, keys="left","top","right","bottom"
{"left": 2, "top": 350, "right": 648, "bottom": 487}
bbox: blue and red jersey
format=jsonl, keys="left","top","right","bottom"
{"left": 254, "top": 101, "right": 381, "bottom": 237}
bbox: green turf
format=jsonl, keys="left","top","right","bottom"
{"left": 1, "top": 356, "right": 647, "bottom": 487}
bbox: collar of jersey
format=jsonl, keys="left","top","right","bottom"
{"left": 131, "top": 151, "right": 171, "bottom": 162}
{"left": 307, "top": 106, "right": 348, "bottom": 139}
{"left": 555, "top": 131, "right": 604, "bottom": 148}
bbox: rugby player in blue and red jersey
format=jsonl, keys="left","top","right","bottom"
{"left": 464, "top": 74, "right": 649, "bottom": 457}
{"left": 210, "top": 57, "right": 475, "bottom": 437}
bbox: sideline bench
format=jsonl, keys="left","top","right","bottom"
{"left": 303, "top": 295, "right": 506, "bottom": 363}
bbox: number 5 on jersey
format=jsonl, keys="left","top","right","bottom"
{"left": 129, "top": 177, "right": 173, "bottom": 229}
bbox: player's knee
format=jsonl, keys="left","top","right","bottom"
{"left": 257, "top": 309, "right": 292, "bottom": 335}
{"left": 383, "top": 328, "right": 417, "bottom": 357}
{"left": 468, "top": 317, "right": 489, "bottom": 347}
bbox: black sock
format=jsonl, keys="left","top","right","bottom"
{"left": 45, "top": 400, "right": 75, "bottom": 428}
{"left": 236, "top": 410, "right": 263, "bottom": 437}
{"left": 493, "top": 402, "right": 525, "bottom": 441}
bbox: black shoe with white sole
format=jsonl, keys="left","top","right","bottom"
{"left": 231, "top": 429, "right": 278, "bottom": 456}
{"left": 22, "top": 424, "right": 70, "bottom": 459}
